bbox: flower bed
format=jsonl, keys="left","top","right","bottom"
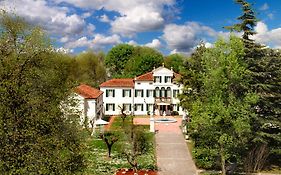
{"left": 115, "top": 168, "right": 157, "bottom": 175}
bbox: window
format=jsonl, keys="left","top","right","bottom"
{"left": 106, "top": 89, "right": 115, "bottom": 97}
{"left": 123, "top": 104, "right": 132, "bottom": 111}
{"left": 146, "top": 104, "right": 154, "bottom": 112}
{"left": 173, "top": 89, "right": 179, "bottom": 98}
{"left": 137, "top": 82, "right": 141, "bottom": 85}
{"left": 161, "top": 87, "right": 166, "bottom": 97}
{"left": 167, "top": 87, "right": 171, "bottom": 98}
{"left": 154, "top": 76, "right": 161, "bottom": 83}
{"left": 146, "top": 90, "right": 154, "bottom": 97}
{"left": 122, "top": 89, "right": 131, "bottom": 97}
{"left": 135, "top": 90, "right": 143, "bottom": 97}
{"left": 155, "top": 87, "right": 160, "bottom": 97}
{"left": 165, "top": 76, "right": 172, "bottom": 83}
{"left": 149, "top": 82, "right": 153, "bottom": 85}
{"left": 134, "top": 104, "right": 143, "bottom": 111}
{"left": 106, "top": 103, "right": 115, "bottom": 111}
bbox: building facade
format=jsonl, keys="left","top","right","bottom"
{"left": 75, "top": 84, "right": 104, "bottom": 127}
{"left": 100, "top": 66, "right": 183, "bottom": 116}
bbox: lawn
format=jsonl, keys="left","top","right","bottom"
{"left": 82, "top": 116, "right": 157, "bottom": 175}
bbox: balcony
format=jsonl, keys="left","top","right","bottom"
{"left": 155, "top": 97, "right": 172, "bottom": 104}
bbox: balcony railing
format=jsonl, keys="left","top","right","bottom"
{"left": 155, "top": 97, "right": 172, "bottom": 104}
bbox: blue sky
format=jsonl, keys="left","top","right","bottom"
{"left": 1, "top": 0, "right": 281, "bottom": 55}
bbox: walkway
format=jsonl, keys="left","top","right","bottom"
{"left": 134, "top": 116, "right": 197, "bottom": 175}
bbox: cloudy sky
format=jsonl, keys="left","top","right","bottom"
{"left": 0, "top": 0, "right": 281, "bottom": 55}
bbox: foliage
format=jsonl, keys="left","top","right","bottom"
{"left": 106, "top": 45, "right": 164, "bottom": 78}
{"left": 124, "top": 46, "right": 163, "bottom": 77}
{"left": 164, "top": 53, "right": 185, "bottom": 73}
{"left": 0, "top": 12, "right": 85, "bottom": 174}
{"left": 224, "top": 0, "right": 257, "bottom": 41}
{"left": 121, "top": 120, "right": 151, "bottom": 172}
{"left": 70, "top": 51, "right": 106, "bottom": 87}
{"left": 178, "top": 43, "right": 207, "bottom": 110}
{"left": 180, "top": 36, "right": 258, "bottom": 175}
{"left": 105, "top": 44, "right": 134, "bottom": 77}
{"left": 83, "top": 117, "right": 156, "bottom": 175}
{"left": 225, "top": 0, "right": 281, "bottom": 171}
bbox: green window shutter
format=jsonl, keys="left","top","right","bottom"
{"left": 106, "top": 104, "right": 108, "bottom": 111}
{"left": 129, "top": 90, "right": 131, "bottom": 97}
{"left": 141, "top": 90, "right": 144, "bottom": 97}
{"left": 113, "top": 104, "right": 115, "bottom": 111}
{"left": 135, "top": 90, "right": 137, "bottom": 97}
{"left": 129, "top": 104, "right": 132, "bottom": 111}
{"left": 106, "top": 90, "right": 109, "bottom": 97}
{"left": 141, "top": 104, "right": 143, "bottom": 111}
{"left": 122, "top": 90, "right": 125, "bottom": 97}
{"left": 146, "top": 90, "right": 149, "bottom": 97}
{"left": 113, "top": 90, "right": 115, "bottom": 97}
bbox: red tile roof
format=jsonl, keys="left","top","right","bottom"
{"left": 135, "top": 72, "right": 153, "bottom": 81}
{"left": 100, "top": 78, "right": 134, "bottom": 88}
{"left": 75, "top": 84, "right": 103, "bottom": 99}
{"left": 173, "top": 72, "right": 181, "bottom": 79}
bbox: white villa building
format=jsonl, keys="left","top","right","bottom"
{"left": 100, "top": 66, "right": 183, "bottom": 116}
{"left": 75, "top": 84, "right": 104, "bottom": 126}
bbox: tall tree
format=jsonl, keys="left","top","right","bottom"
{"left": 164, "top": 53, "right": 185, "bottom": 73}
{"left": 225, "top": 0, "right": 281, "bottom": 170}
{"left": 124, "top": 46, "right": 163, "bottom": 77}
{"left": 0, "top": 12, "right": 84, "bottom": 174}
{"left": 105, "top": 44, "right": 134, "bottom": 77}
{"left": 181, "top": 36, "right": 258, "bottom": 174}
{"left": 71, "top": 51, "right": 106, "bottom": 87}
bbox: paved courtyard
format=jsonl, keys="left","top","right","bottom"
{"left": 134, "top": 116, "right": 197, "bottom": 175}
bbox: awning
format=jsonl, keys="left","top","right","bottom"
{"left": 95, "top": 119, "right": 109, "bottom": 125}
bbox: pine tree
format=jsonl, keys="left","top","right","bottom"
{"left": 225, "top": 0, "right": 281, "bottom": 170}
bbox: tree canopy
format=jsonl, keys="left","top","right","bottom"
{"left": 180, "top": 36, "right": 258, "bottom": 174}
{"left": 0, "top": 12, "right": 84, "bottom": 174}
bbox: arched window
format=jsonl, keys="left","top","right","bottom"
{"left": 161, "top": 87, "right": 165, "bottom": 97}
{"left": 166, "top": 87, "right": 171, "bottom": 98}
{"left": 155, "top": 87, "right": 160, "bottom": 97}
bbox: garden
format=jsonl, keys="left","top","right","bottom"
{"left": 82, "top": 116, "right": 157, "bottom": 175}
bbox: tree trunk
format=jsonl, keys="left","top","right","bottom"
{"left": 107, "top": 144, "right": 112, "bottom": 158}
{"left": 220, "top": 145, "right": 226, "bottom": 175}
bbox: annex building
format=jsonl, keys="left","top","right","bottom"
{"left": 100, "top": 66, "right": 183, "bottom": 116}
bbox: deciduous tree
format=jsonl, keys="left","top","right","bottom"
{"left": 0, "top": 12, "right": 84, "bottom": 174}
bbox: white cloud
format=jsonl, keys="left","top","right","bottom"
{"left": 162, "top": 22, "right": 220, "bottom": 53}
{"left": 145, "top": 39, "right": 162, "bottom": 49}
{"left": 99, "top": 14, "right": 111, "bottom": 23}
{"left": 65, "top": 34, "right": 121, "bottom": 50}
{"left": 260, "top": 3, "right": 269, "bottom": 11}
{"left": 60, "top": 36, "right": 70, "bottom": 43}
{"left": 66, "top": 37, "right": 91, "bottom": 48}
{"left": 54, "top": 0, "right": 176, "bottom": 36}
{"left": 252, "top": 21, "right": 281, "bottom": 49}
{"left": 86, "top": 23, "right": 95, "bottom": 35}
{"left": 204, "top": 42, "right": 213, "bottom": 48}
{"left": 127, "top": 40, "right": 138, "bottom": 46}
{"left": 56, "top": 47, "right": 74, "bottom": 54}
{"left": 0, "top": 0, "right": 87, "bottom": 37}
{"left": 82, "top": 12, "right": 91, "bottom": 19}
{"left": 92, "top": 34, "right": 121, "bottom": 46}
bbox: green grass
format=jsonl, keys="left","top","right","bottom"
{"left": 82, "top": 116, "right": 157, "bottom": 175}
